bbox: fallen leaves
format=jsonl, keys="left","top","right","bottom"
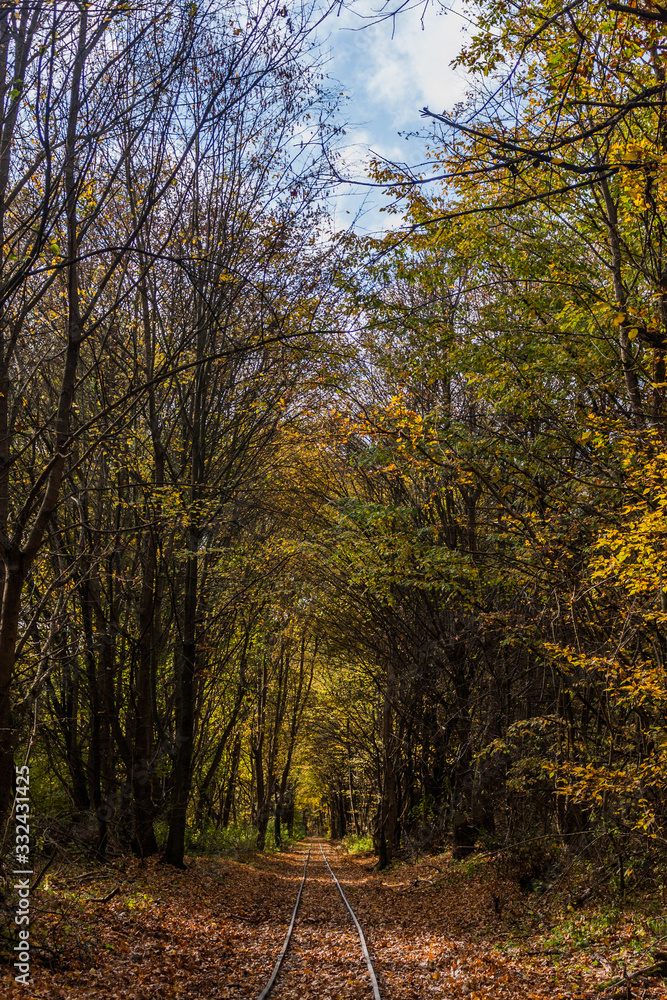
{"left": 1, "top": 840, "right": 666, "bottom": 999}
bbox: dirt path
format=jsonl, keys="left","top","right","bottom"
{"left": 1, "top": 840, "right": 666, "bottom": 999}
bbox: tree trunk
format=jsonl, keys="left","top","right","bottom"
{"left": 221, "top": 733, "right": 241, "bottom": 829}
{"left": 164, "top": 542, "right": 198, "bottom": 868}
{"left": 378, "top": 662, "right": 398, "bottom": 868}
{"left": 132, "top": 525, "right": 158, "bottom": 859}
{"left": 274, "top": 795, "right": 282, "bottom": 847}
{"left": 256, "top": 803, "right": 271, "bottom": 851}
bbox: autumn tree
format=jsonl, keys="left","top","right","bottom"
{"left": 1, "top": 0, "right": 340, "bottom": 866}
{"left": 0, "top": 0, "right": 214, "bottom": 843}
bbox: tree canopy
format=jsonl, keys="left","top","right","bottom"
{"left": 1, "top": 0, "right": 667, "bottom": 907}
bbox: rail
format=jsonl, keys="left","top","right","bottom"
{"left": 256, "top": 843, "right": 312, "bottom": 1000}
{"left": 255, "top": 840, "right": 381, "bottom": 1000}
{"left": 319, "top": 842, "right": 382, "bottom": 1000}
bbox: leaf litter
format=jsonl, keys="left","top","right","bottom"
{"left": 1, "top": 840, "right": 666, "bottom": 999}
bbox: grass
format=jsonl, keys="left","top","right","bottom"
{"left": 341, "top": 833, "right": 374, "bottom": 854}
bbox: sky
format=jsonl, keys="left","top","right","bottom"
{"left": 318, "top": 1, "right": 471, "bottom": 232}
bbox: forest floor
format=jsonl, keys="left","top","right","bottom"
{"left": 1, "top": 838, "right": 666, "bottom": 999}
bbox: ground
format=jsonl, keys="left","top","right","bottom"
{"left": 1, "top": 839, "right": 665, "bottom": 999}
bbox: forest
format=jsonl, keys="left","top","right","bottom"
{"left": 2, "top": 0, "right": 667, "bottom": 997}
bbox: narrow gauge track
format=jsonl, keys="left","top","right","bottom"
{"left": 255, "top": 840, "right": 382, "bottom": 1000}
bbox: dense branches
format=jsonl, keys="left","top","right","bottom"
{"left": 6, "top": 0, "right": 667, "bottom": 897}
{"left": 0, "top": 0, "right": 339, "bottom": 873}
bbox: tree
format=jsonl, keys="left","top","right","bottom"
{"left": 0, "top": 0, "right": 206, "bottom": 841}
{"left": 1, "top": 0, "right": 341, "bottom": 865}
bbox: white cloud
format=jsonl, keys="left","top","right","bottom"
{"left": 318, "top": 2, "right": 470, "bottom": 231}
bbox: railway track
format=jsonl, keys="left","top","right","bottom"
{"left": 256, "top": 840, "right": 381, "bottom": 1000}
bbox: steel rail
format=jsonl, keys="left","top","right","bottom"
{"left": 256, "top": 843, "right": 312, "bottom": 1000}
{"left": 319, "top": 842, "right": 382, "bottom": 1000}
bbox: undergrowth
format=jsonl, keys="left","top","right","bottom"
{"left": 341, "top": 833, "right": 374, "bottom": 854}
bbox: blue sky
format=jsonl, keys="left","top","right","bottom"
{"left": 319, "top": 2, "right": 471, "bottom": 232}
